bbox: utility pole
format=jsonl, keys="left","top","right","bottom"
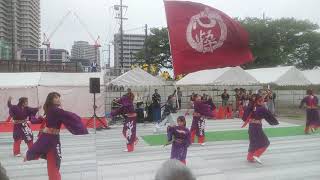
{"left": 108, "top": 43, "right": 111, "bottom": 67}
{"left": 120, "top": 0, "right": 123, "bottom": 68}
{"left": 144, "top": 24, "right": 149, "bottom": 73}
{"left": 114, "top": 1, "right": 127, "bottom": 70}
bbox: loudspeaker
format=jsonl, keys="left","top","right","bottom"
{"left": 90, "top": 78, "right": 100, "bottom": 93}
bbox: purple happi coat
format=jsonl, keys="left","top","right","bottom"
{"left": 242, "top": 104, "right": 279, "bottom": 152}
{"left": 167, "top": 126, "right": 191, "bottom": 161}
{"left": 111, "top": 95, "right": 137, "bottom": 145}
{"left": 26, "top": 106, "right": 88, "bottom": 169}
{"left": 191, "top": 101, "right": 212, "bottom": 137}
{"left": 7, "top": 100, "right": 39, "bottom": 143}
{"left": 300, "top": 95, "right": 320, "bottom": 128}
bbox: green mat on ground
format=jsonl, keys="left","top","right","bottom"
{"left": 142, "top": 126, "right": 313, "bottom": 146}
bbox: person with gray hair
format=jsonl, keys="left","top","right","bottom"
{"left": 155, "top": 160, "right": 196, "bottom": 180}
{"left": 0, "top": 163, "right": 10, "bottom": 180}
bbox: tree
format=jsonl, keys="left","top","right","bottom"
{"left": 134, "top": 27, "right": 172, "bottom": 74}
{"left": 239, "top": 17, "right": 320, "bottom": 69}
{"left": 287, "top": 32, "right": 320, "bottom": 69}
{"left": 136, "top": 18, "right": 320, "bottom": 72}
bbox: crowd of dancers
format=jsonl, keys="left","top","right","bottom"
{"left": 3, "top": 88, "right": 320, "bottom": 179}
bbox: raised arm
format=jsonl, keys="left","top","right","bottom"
{"left": 261, "top": 107, "right": 279, "bottom": 125}
{"left": 299, "top": 97, "right": 307, "bottom": 108}
{"left": 57, "top": 108, "right": 88, "bottom": 135}
{"left": 7, "top": 98, "right": 12, "bottom": 108}
{"left": 7, "top": 97, "right": 15, "bottom": 117}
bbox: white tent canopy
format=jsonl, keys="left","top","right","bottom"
{"left": 0, "top": 73, "right": 41, "bottom": 88}
{"left": 39, "top": 72, "right": 104, "bottom": 86}
{"left": 302, "top": 69, "right": 320, "bottom": 85}
{"left": 246, "top": 66, "right": 311, "bottom": 86}
{"left": 176, "top": 66, "right": 259, "bottom": 86}
{"left": 108, "top": 68, "right": 166, "bottom": 87}
{"left": 0, "top": 72, "right": 105, "bottom": 121}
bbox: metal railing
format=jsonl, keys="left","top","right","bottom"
{"left": 0, "top": 60, "right": 84, "bottom": 72}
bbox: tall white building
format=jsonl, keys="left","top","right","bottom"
{"left": 71, "top": 41, "right": 100, "bottom": 66}
{"left": 114, "top": 33, "right": 145, "bottom": 69}
{"left": 0, "top": 0, "right": 41, "bottom": 59}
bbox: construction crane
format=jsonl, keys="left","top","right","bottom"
{"left": 42, "top": 11, "right": 72, "bottom": 62}
{"left": 73, "top": 12, "right": 101, "bottom": 66}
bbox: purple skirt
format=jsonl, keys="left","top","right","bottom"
{"left": 306, "top": 109, "right": 320, "bottom": 127}
{"left": 171, "top": 142, "right": 188, "bottom": 161}
{"left": 248, "top": 123, "right": 270, "bottom": 152}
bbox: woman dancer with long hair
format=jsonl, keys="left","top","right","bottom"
{"left": 24, "top": 92, "right": 88, "bottom": 180}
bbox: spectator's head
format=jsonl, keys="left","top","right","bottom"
{"left": 224, "top": 89, "right": 227, "bottom": 93}
{"left": 155, "top": 160, "right": 196, "bottom": 180}
{"left": 177, "top": 87, "right": 180, "bottom": 90}
{"left": 127, "top": 88, "right": 132, "bottom": 94}
{"left": 0, "top": 163, "right": 9, "bottom": 180}
{"left": 251, "top": 94, "right": 257, "bottom": 102}
{"left": 18, "top": 97, "right": 28, "bottom": 107}
{"left": 177, "top": 116, "right": 186, "bottom": 127}
{"left": 168, "top": 95, "right": 175, "bottom": 101}
{"left": 307, "top": 89, "right": 313, "bottom": 95}
{"left": 155, "top": 89, "right": 158, "bottom": 93}
{"left": 195, "top": 94, "right": 201, "bottom": 102}
{"left": 255, "top": 95, "right": 264, "bottom": 106}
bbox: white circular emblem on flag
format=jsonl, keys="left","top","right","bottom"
{"left": 186, "top": 8, "right": 227, "bottom": 53}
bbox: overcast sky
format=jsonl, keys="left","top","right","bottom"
{"left": 41, "top": 0, "right": 320, "bottom": 66}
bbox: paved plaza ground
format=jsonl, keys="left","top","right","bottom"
{"left": 1, "top": 111, "right": 319, "bottom": 180}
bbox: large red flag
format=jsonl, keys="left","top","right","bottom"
{"left": 164, "top": 0, "right": 253, "bottom": 76}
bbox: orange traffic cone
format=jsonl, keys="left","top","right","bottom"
{"left": 217, "top": 106, "right": 225, "bottom": 120}
{"left": 226, "top": 107, "right": 233, "bottom": 119}
{"left": 212, "top": 108, "right": 217, "bottom": 119}
{"left": 239, "top": 105, "right": 244, "bottom": 118}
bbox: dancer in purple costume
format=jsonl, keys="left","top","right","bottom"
{"left": 111, "top": 95, "right": 138, "bottom": 152}
{"left": 25, "top": 92, "right": 88, "bottom": 180}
